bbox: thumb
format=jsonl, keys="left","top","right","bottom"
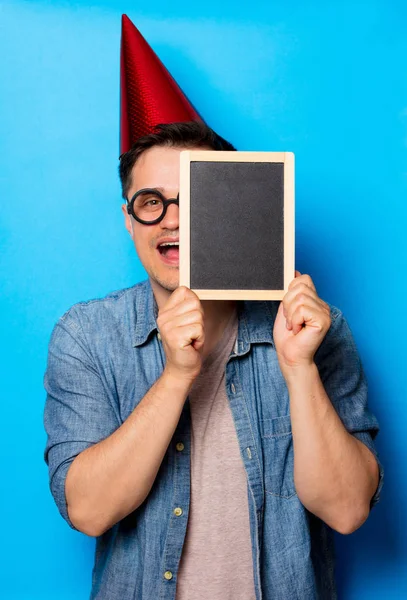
{"left": 274, "top": 301, "right": 286, "bottom": 334}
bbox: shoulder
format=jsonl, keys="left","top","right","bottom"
{"left": 53, "top": 280, "right": 150, "bottom": 338}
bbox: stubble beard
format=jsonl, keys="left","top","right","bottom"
{"left": 150, "top": 266, "right": 179, "bottom": 293}
{"left": 148, "top": 232, "right": 180, "bottom": 293}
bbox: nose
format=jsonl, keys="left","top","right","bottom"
{"left": 160, "top": 200, "right": 179, "bottom": 229}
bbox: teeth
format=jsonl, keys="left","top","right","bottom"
{"left": 160, "top": 242, "right": 179, "bottom": 247}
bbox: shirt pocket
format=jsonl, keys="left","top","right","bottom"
{"left": 261, "top": 415, "right": 296, "bottom": 499}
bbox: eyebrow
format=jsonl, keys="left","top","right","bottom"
{"left": 128, "top": 186, "right": 179, "bottom": 202}
{"left": 135, "top": 187, "right": 165, "bottom": 194}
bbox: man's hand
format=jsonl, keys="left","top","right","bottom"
{"left": 65, "top": 285, "right": 204, "bottom": 535}
{"left": 157, "top": 286, "right": 205, "bottom": 384}
{"left": 273, "top": 272, "right": 331, "bottom": 378}
{"left": 273, "top": 272, "right": 379, "bottom": 534}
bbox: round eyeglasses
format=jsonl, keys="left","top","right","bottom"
{"left": 127, "top": 188, "right": 179, "bottom": 225}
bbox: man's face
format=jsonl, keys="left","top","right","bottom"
{"left": 122, "top": 145, "right": 192, "bottom": 297}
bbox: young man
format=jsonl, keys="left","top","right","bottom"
{"left": 44, "top": 122, "right": 382, "bottom": 600}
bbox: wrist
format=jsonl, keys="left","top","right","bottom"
{"left": 281, "top": 361, "right": 319, "bottom": 390}
{"left": 161, "top": 366, "right": 197, "bottom": 394}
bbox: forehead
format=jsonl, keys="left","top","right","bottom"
{"left": 129, "top": 146, "right": 183, "bottom": 192}
{"left": 129, "top": 145, "right": 207, "bottom": 194}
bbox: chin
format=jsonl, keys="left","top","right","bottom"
{"left": 163, "top": 280, "right": 179, "bottom": 292}
{"left": 150, "top": 270, "right": 179, "bottom": 293}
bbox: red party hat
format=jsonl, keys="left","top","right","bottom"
{"left": 120, "top": 14, "right": 203, "bottom": 155}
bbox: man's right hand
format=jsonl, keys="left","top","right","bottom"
{"left": 157, "top": 286, "right": 205, "bottom": 383}
{"left": 65, "top": 285, "right": 204, "bottom": 535}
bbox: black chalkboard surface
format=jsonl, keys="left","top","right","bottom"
{"left": 179, "top": 151, "right": 294, "bottom": 300}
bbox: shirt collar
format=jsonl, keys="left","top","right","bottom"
{"left": 133, "top": 279, "right": 159, "bottom": 347}
{"left": 132, "top": 280, "right": 278, "bottom": 352}
{"left": 232, "top": 300, "right": 277, "bottom": 357}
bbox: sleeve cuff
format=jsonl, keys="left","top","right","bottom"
{"left": 352, "top": 431, "right": 384, "bottom": 508}
{"left": 49, "top": 459, "right": 79, "bottom": 531}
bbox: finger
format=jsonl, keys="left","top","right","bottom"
{"left": 286, "top": 296, "right": 329, "bottom": 331}
{"left": 159, "top": 293, "right": 203, "bottom": 327}
{"left": 291, "top": 304, "right": 313, "bottom": 335}
{"left": 288, "top": 274, "right": 316, "bottom": 293}
{"left": 179, "top": 323, "right": 205, "bottom": 350}
{"left": 295, "top": 270, "right": 302, "bottom": 277}
{"left": 159, "top": 298, "right": 204, "bottom": 323}
{"left": 164, "top": 286, "right": 199, "bottom": 311}
{"left": 191, "top": 332, "right": 205, "bottom": 351}
{"left": 274, "top": 301, "right": 287, "bottom": 331}
{"left": 160, "top": 310, "right": 204, "bottom": 334}
{"left": 282, "top": 284, "right": 320, "bottom": 317}
{"left": 290, "top": 304, "right": 331, "bottom": 336}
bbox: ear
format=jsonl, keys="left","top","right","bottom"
{"left": 121, "top": 204, "right": 134, "bottom": 236}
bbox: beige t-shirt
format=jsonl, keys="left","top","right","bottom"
{"left": 176, "top": 310, "right": 256, "bottom": 600}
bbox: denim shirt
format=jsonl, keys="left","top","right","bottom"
{"left": 44, "top": 280, "right": 383, "bottom": 600}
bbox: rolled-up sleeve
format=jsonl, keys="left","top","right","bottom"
{"left": 315, "top": 308, "right": 384, "bottom": 508}
{"left": 43, "top": 309, "right": 120, "bottom": 528}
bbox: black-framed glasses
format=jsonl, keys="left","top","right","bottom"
{"left": 127, "top": 188, "right": 179, "bottom": 225}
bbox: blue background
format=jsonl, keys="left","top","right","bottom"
{"left": 1, "top": 0, "right": 406, "bottom": 598}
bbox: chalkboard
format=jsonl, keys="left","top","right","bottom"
{"left": 179, "top": 151, "right": 294, "bottom": 300}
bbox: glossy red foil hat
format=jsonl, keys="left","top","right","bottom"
{"left": 120, "top": 14, "right": 203, "bottom": 155}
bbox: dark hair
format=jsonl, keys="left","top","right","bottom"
{"left": 118, "top": 121, "right": 236, "bottom": 199}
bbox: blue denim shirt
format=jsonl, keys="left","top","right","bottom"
{"left": 44, "top": 279, "right": 383, "bottom": 600}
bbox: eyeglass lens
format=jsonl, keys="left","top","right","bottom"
{"left": 132, "top": 190, "right": 165, "bottom": 222}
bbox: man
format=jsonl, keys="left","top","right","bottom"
{"left": 44, "top": 121, "right": 382, "bottom": 600}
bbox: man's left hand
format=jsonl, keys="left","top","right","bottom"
{"left": 273, "top": 272, "right": 331, "bottom": 376}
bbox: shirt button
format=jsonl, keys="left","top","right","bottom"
{"left": 176, "top": 442, "right": 185, "bottom": 452}
{"left": 173, "top": 507, "right": 183, "bottom": 517}
{"left": 164, "top": 571, "right": 173, "bottom": 581}
{"left": 157, "top": 332, "right": 162, "bottom": 341}
{"left": 231, "top": 383, "right": 236, "bottom": 394}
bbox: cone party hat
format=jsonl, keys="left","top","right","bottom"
{"left": 120, "top": 14, "right": 203, "bottom": 155}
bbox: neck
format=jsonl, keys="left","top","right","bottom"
{"left": 201, "top": 300, "right": 237, "bottom": 358}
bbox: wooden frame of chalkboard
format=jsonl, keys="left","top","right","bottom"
{"left": 179, "top": 150, "right": 295, "bottom": 300}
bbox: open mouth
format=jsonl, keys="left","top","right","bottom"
{"left": 157, "top": 241, "right": 179, "bottom": 265}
